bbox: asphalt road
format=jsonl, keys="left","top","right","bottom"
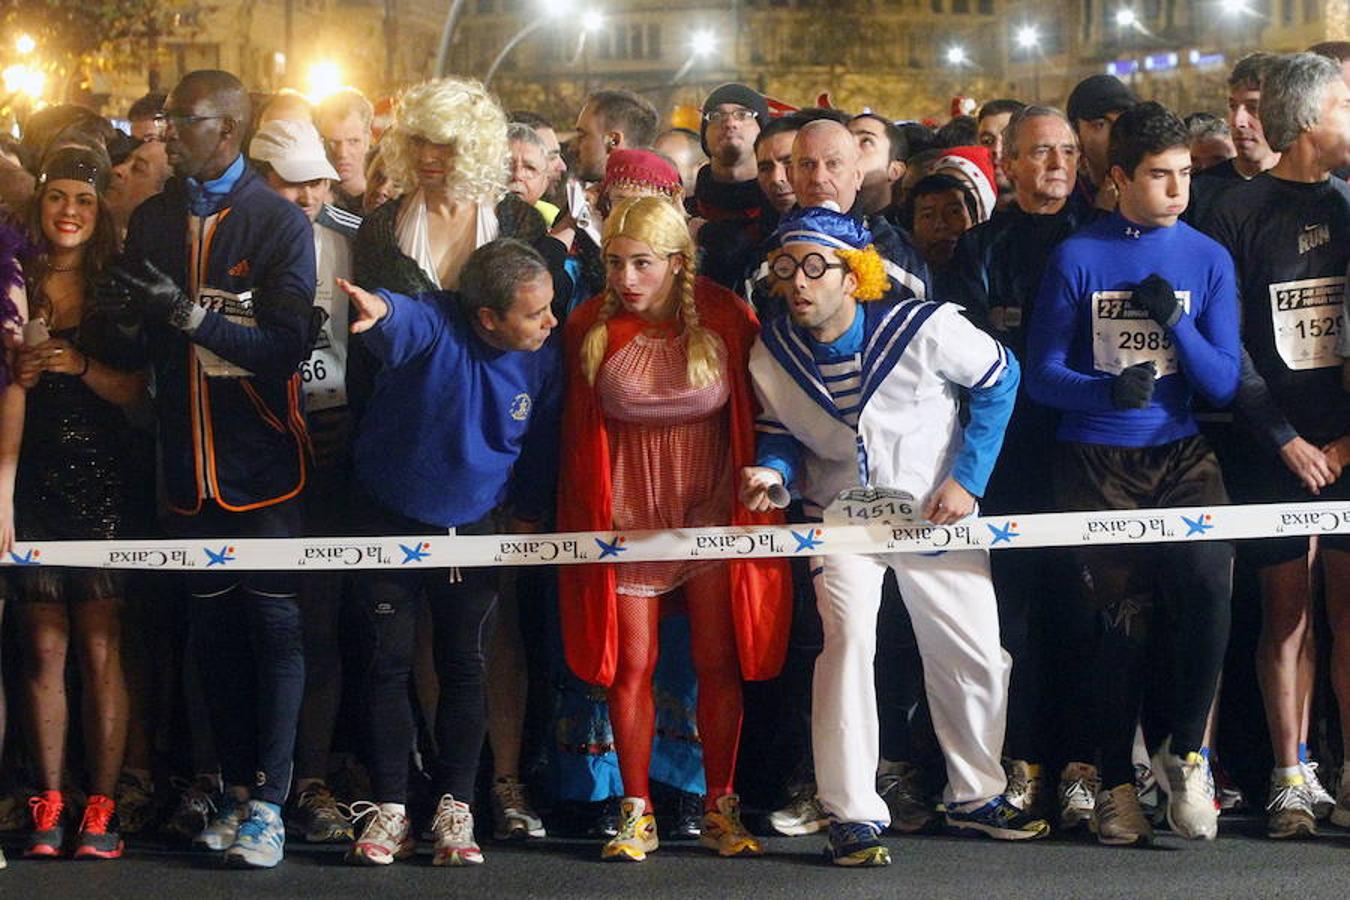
{"left": 6, "top": 815, "right": 1350, "bottom": 900}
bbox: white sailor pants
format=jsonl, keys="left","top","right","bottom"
{"left": 810, "top": 549, "right": 1010, "bottom": 824}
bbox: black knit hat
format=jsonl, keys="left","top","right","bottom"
{"left": 700, "top": 82, "right": 768, "bottom": 154}
{"left": 38, "top": 145, "right": 110, "bottom": 195}
{"left": 1066, "top": 74, "right": 1138, "bottom": 123}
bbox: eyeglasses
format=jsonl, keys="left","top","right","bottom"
{"left": 704, "top": 108, "right": 758, "bottom": 125}
{"left": 157, "top": 113, "right": 226, "bottom": 129}
{"left": 770, "top": 252, "right": 846, "bottom": 280}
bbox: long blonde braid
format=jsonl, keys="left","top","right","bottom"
{"left": 582, "top": 196, "right": 723, "bottom": 388}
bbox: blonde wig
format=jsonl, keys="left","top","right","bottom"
{"left": 581, "top": 195, "right": 722, "bottom": 389}
{"left": 380, "top": 77, "right": 508, "bottom": 204}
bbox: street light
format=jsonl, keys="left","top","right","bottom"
{"left": 1115, "top": 7, "right": 1138, "bottom": 28}
{"left": 15, "top": 34, "right": 35, "bottom": 56}
{"left": 3, "top": 64, "right": 44, "bottom": 101}
{"left": 946, "top": 45, "right": 967, "bottom": 66}
{"left": 672, "top": 29, "right": 717, "bottom": 83}
{"left": 484, "top": 0, "right": 581, "bottom": 88}
{"left": 569, "top": 10, "right": 607, "bottom": 66}
{"left": 305, "top": 61, "right": 343, "bottom": 103}
{"left": 1015, "top": 25, "right": 1039, "bottom": 51}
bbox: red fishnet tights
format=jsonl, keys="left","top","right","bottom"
{"left": 608, "top": 565, "right": 743, "bottom": 812}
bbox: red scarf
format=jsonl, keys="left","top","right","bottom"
{"left": 558, "top": 277, "right": 792, "bottom": 687}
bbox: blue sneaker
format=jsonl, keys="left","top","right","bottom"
{"left": 824, "top": 820, "right": 891, "bottom": 867}
{"left": 225, "top": 800, "right": 286, "bottom": 868}
{"left": 945, "top": 795, "right": 1050, "bottom": 840}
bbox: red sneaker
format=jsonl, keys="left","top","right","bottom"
{"left": 74, "top": 794, "right": 124, "bottom": 860}
{"left": 25, "top": 790, "right": 65, "bottom": 858}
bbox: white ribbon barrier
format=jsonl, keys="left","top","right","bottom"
{"left": 0, "top": 500, "right": 1347, "bottom": 571}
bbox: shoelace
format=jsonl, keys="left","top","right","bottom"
{"left": 298, "top": 786, "right": 341, "bottom": 815}
{"left": 168, "top": 777, "right": 218, "bottom": 817}
{"left": 1006, "top": 770, "right": 1030, "bottom": 800}
{"left": 1063, "top": 778, "right": 1097, "bottom": 806}
{"left": 236, "top": 807, "right": 277, "bottom": 843}
{"left": 1267, "top": 783, "right": 1313, "bottom": 813}
{"left": 80, "top": 798, "right": 115, "bottom": 835}
{"left": 612, "top": 806, "right": 644, "bottom": 841}
{"left": 1302, "top": 763, "right": 1332, "bottom": 800}
{"left": 431, "top": 799, "right": 471, "bottom": 842}
{"left": 1100, "top": 788, "right": 1147, "bottom": 825}
{"left": 832, "top": 821, "right": 880, "bottom": 845}
{"left": 346, "top": 801, "right": 405, "bottom": 845}
{"left": 496, "top": 780, "right": 529, "bottom": 811}
{"left": 28, "top": 795, "right": 63, "bottom": 831}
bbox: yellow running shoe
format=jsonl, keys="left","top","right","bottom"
{"left": 601, "top": 797, "right": 658, "bottom": 862}
{"left": 699, "top": 794, "right": 763, "bottom": 857}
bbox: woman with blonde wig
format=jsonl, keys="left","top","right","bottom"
{"left": 558, "top": 196, "right": 791, "bottom": 862}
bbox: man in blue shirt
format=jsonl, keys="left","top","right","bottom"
{"left": 337, "top": 238, "right": 559, "bottom": 869}
{"left": 1027, "top": 102, "right": 1241, "bottom": 847}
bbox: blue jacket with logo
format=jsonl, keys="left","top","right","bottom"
{"left": 353, "top": 291, "right": 561, "bottom": 528}
{"left": 122, "top": 161, "right": 316, "bottom": 514}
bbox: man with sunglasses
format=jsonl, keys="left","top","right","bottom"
{"left": 739, "top": 206, "right": 1046, "bottom": 867}
{"left": 103, "top": 69, "right": 317, "bottom": 869}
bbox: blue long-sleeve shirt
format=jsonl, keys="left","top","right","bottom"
{"left": 1027, "top": 212, "right": 1240, "bottom": 448}
{"left": 354, "top": 290, "right": 561, "bottom": 528}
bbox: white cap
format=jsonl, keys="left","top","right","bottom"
{"left": 249, "top": 118, "right": 339, "bottom": 183}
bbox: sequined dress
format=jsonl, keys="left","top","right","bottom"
{"left": 596, "top": 317, "right": 731, "bottom": 597}
{"left": 16, "top": 320, "right": 143, "bottom": 543}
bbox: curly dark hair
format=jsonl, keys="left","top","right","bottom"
{"left": 1108, "top": 101, "right": 1189, "bottom": 178}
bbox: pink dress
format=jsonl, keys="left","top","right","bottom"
{"left": 597, "top": 320, "right": 732, "bottom": 597}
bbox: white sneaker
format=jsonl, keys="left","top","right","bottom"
{"left": 1058, "top": 762, "right": 1099, "bottom": 830}
{"left": 1150, "top": 739, "right": 1218, "bottom": 840}
{"left": 1300, "top": 762, "right": 1335, "bottom": 820}
{"left": 768, "top": 782, "right": 829, "bottom": 836}
{"left": 1267, "top": 776, "right": 1318, "bottom": 839}
{"left": 346, "top": 801, "right": 416, "bottom": 866}
{"left": 430, "top": 794, "right": 483, "bottom": 866}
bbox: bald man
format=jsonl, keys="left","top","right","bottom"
{"left": 110, "top": 68, "right": 317, "bottom": 869}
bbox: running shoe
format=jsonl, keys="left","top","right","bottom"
{"left": 1332, "top": 767, "right": 1350, "bottom": 828}
{"left": 1135, "top": 761, "right": 1164, "bottom": 824}
{"left": 287, "top": 783, "right": 354, "bottom": 843}
{"left": 195, "top": 792, "right": 246, "bottom": 852}
{"left": 1266, "top": 774, "right": 1317, "bottom": 840}
{"left": 668, "top": 789, "right": 703, "bottom": 840}
{"left": 1003, "top": 759, "right": 1044, "bottom": 815}
{"left": 430, "top": 794, "right": 483, "bottom": 866}
{"left": 1212, "top": 756, "right": 1247, "bottom": 812}
{"left": 1300, "top": 761, "right": 1335, "bottom": 821}
{"left": 74, "top": 794, "right": 124, "bottom": 860}
{"left": 877, "top": 760, "right": 934, "bottom": 833}
{"left": 345, "top": 801, "right": 415, "bottom": 866}
{"left": 699, "top": 794, "right": 762, "bottom": 857}
{"left": 945, "top": 795, "right": 1050, "bottom": 840}
{"left": 1058, "top": 762, "right": 1099, "bottom": 830}
{"left": 163, "top": 776, "right": 219, "bottom": 844}
{"left": 1092, "top": 783, "right": 1153, "bottom": 846}
{"left": 824, "top": 820, "right": 890, "bottom": 867}
{"left": 0, "top": 787, "right": 29, "bottom": 833}
{"left": 225, "top": 800, "right": 286, "bottom": 868}
{"left": 114, "top": 771, "right": 156, "bottom": 836}
{"left": 489, "top": 776, "right": 545, "bottom": 840}
{"left": 601, "top": 797, "right": 658, "bottom": 862}
{"left": 1151, "top": 739, "right": 1218, "bottom": 840}
{"left": 25, "top": 791, "right": 65, "bottom": 858}
{"left": 769, "top": 781, "right": 829, "bottom": 836}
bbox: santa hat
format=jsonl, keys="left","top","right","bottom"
{"left": 932, "top": 146, "right": 997, "bottom": 223}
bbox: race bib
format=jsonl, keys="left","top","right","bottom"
{"left": 1091, "top": 290, "right": 1191, "bottom": 377}
{"left": 823, "top": 487, "right": 919, "bottom": 526}
{"left": 195, "top": 287, "right": 255, "bottom": 378}
{"left": 1267, "top": 277, "right": 1345, "bottom": 371}
{"left": 301, "top": 280, "right": 348, "bottom": 411}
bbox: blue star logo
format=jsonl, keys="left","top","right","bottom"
{"left": 595, "top": 536, "right": 627, "bottom": 559}
{"left": 8, "top": 548, "right": 40, "bottom": 566}
{"left": 399, "top": 542, "right": 431, "bottom": 564}
{"left": 988, "top": 521, "right": 1020, "bottom": 545}
{"left": 204, "top": 545, "right": 235, "bottom": 566}
{"left": 1182, "top": 514, "right": 1213, "bottom": 537}
{"left": 791, "top": 528, "right": 825, "bottom": 552}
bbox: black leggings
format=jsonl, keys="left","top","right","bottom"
{"left": 351, "top": 506, "right": 498, "bottom": 805}
{"left": 1056, "top": 437, "right": 1233, "bottom": 789}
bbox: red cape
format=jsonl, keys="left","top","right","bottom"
{"left": 558, "top": 278, "right": 792, "bottom": 687}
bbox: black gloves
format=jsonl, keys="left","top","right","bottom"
{"left": 98, "top": 261, "right": 196, "bottom": 329}
{"left": 1112, "top": 361, "right": 1157, "bottom": 410}
{"left": 1130, "top": 274, "right": 1182, "bottom": 328}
